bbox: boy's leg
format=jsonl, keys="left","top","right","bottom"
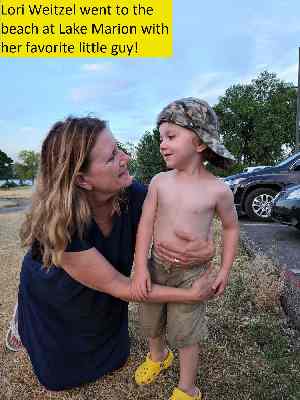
{"left": 149, "top": 335, "right": 168, "bottom": 361}
{"left": 178, "top": 343, "right": 200, "bottom": 396}
{"left": 135, "top": 257, "right": 174, "bottom": 385}
{"left": 167, "top": 264, "right": 209, "bottom": 398}
{"left": 135, "top": 330, "right": 174, "bottom": 385}
{"left": 142, "top": 253, "right": 171, "bottom": 361}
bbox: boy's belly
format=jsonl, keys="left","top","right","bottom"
{"left": 153, "top": 215, "right": 210, "bottom": 248}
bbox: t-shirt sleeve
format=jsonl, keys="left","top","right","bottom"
{"left": 65, "top": 231, "right": 93, "bottom": 252}
{"left": 128, "top": 180, "right": 148, "bottom": 236}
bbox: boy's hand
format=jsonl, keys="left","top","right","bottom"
{"left": 132, "top": 268, "right": 152, "bottom": 301}
{"left": 212, "top": 269, "right": 230, "bottom": 297}
{"left": 189, "top": 268, "right": 216, "bottom": 302}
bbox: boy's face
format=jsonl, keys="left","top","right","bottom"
{"left": 159, "top": 122, "right": 207, "bottom": 169}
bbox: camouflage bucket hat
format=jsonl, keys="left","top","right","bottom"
{"left": 157, "top": 97, "right": 235, "bottom": 169}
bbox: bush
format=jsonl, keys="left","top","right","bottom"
{"left": 207, "top": 162, "right": 245, "bottom": 177}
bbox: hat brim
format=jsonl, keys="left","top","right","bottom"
{"left": 201, "top": 135, "right": 236, "bottom": 169}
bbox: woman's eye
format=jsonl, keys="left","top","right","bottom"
{"left": 108, "top": 152, "right": 116, "bottom": 162}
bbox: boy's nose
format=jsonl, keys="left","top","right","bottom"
{"left": 160, "top": 140, "right": 167, "bottom": 151}
{"left": 119, "top": 150, "right": 130, "bottom": 165}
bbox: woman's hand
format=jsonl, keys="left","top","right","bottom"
{"left": 188, "top": 268, "right": 216, "bottom": 303}
{"left": 155, "top": 229, "right": 215, "bottom": 266}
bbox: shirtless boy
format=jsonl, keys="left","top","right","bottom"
{"left": 132, "top": 97, "right": 240, "bottom": 400}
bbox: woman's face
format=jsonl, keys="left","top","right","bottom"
{"left": 81, "top": 128, "right": 133, "bottom": 195}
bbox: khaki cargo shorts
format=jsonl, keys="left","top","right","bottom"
{"left": 139, "top": 251, "right": 209, "bottom": 348}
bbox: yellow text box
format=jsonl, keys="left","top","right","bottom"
{"left": 0, "top": 0, "right": 172, "bottom": 57}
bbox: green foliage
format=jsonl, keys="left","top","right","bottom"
{"left": 214, "top": 71, "right": 297, "bottom": 167}
{"left": 120, "top": 71, "right": 297, "bottom": 181}
{"left": 117, "top": 141, "right": 139, "bottom": 176}
{"left": 206, "top": 161, "right": 245, "bottom": 177}
{"left": 135, "top": 129, "right": 166, "bottom": 184}
{"left": 16, "top": 150, "right": 40, "bottom": 184}
{"left": 0, "top": 149, "right": 13, "bottom": 180}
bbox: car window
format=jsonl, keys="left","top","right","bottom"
{"left": 288, "top": 159, "right": 300, "bottom": 171}
{"left": 277, "top": 152, "right": 300, "bottom": 167}
{"left": 292, "top": 162, "right": 300, "bottom": 172}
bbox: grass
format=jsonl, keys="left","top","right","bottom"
{"left": 0, "top": 195, "right": 299, "bottom": 399}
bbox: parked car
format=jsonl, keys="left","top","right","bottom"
{"left": 223, "top": 151, "right": 300, "bottom": 221}
{"left": 271, "top": 184, "right": 300, "bottom": 230}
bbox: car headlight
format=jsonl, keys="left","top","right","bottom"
{"left": 286, "top": 189, "right": 300, "bottom": 200}
{"left": 224, "top": 177, "right": 246, "bottom": 187}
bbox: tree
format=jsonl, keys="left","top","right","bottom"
{"left": 214, "top": 71, "right": 297, "bottom": 167}
{"left": 0, "top": 149, "right": 13, "bottom": 181}
{"left": 135, "top": 129, "right": 166, "bottom": 184}
{"left": 13, "top": 162, "right": 28, "bottom": 185}
{"left": 16, "top": 150, "right": 40, "bottom": 184}
{"left": 117, "top": 141, "right": 139, "bottom": 177}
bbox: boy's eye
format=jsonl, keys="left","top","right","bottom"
{"left": 160, "top": 135, "right": 175, "bottom": 142}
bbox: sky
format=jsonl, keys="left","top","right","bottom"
{"left": 0, "top": 0, "right": 300, "bottom": 160}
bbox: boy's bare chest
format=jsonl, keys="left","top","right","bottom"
{"left": 157, "top": 183, "right": 216, "bottom": 216}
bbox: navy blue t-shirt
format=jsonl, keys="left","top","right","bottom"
{"left": 18, "top": 181, "right": 147, "bottom": 391}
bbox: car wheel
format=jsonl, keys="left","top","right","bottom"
{"left": 244, "top": 188, "right": 278, "bottom": 222}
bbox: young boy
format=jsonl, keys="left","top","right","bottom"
{"left": 132, "top": 98, "right": 239, "bottom": 400}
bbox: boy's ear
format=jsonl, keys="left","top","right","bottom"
{"left": 192, "top": 136, "right": 207, "bottom": 153}
{"left": 75, "top": 173, "right": 93, "bottom": 191}
{"left": 196, "top": 143, "right": 208, "bottom": 153}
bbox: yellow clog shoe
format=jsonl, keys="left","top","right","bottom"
{"left": 170, "top": 387, "right": 202, "bottom": 400}
{"left": 134, "top": 349, "right": 174, "bottom": 385}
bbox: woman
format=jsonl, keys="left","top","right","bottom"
{"left": 15, "top": 116, "right": 215, "bottom": 390}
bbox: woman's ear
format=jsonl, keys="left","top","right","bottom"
{"left": 75, "top": 173, "right": 93, "bottom": 191}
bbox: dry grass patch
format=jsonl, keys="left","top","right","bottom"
{"left": 0, "top": 187, "right": 33, "bottom": 200}
{"left": 0, "top": 216, "right": 299, "bottom": 400}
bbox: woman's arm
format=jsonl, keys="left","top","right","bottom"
{"left": 61, "top": 248, "right": 214, "bottom": 303}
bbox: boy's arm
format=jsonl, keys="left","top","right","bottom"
{"left": 134, "top": 175, "right": 159, "bottom": 271}
{"left": 214, "top": 184, "right": 240, "bottom": 295}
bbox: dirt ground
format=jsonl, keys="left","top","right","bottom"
{"left": 0, "top": 199, "right": 299, "bottom": 399}
{"left": 0, "top": 187, "right": 32, "bottom": 199}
